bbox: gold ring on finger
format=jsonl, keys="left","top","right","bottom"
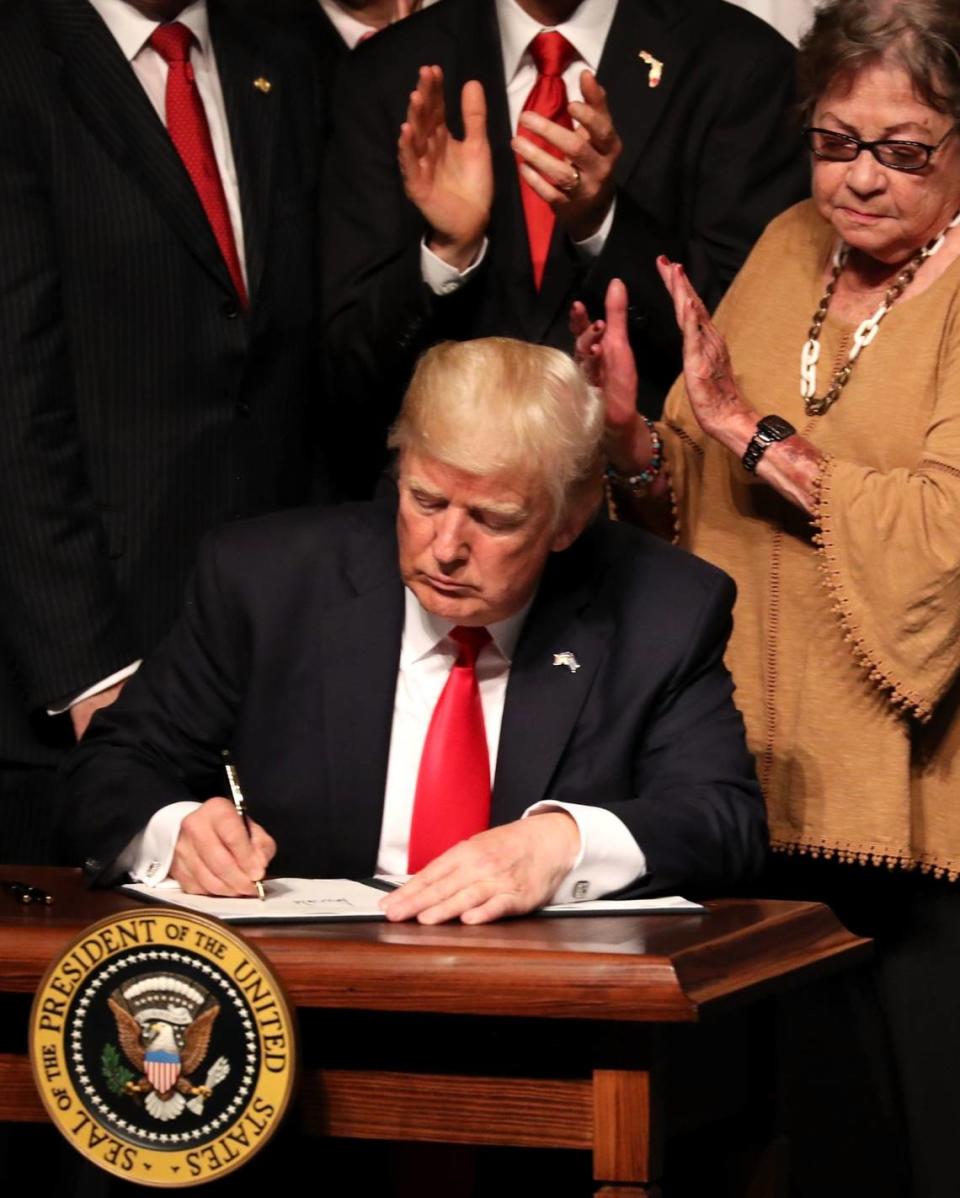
{"left": 557, "top": 165, "right": 581, "bottom": 194}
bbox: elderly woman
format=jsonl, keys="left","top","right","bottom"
{"left": 576, "top": 0, "right": 960, "bottom": 1193}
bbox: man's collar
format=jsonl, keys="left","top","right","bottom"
{"left": 318, "top": 0, "right": 376, "bottom": 50}
{"left": 88, "top": 0, "right": 211, "bottom": 61}
{"left": 402, "top": 586, "right": 533, "bottom": 665}
{"left": 495, "top": 0, "right": 617, "bottom": 84}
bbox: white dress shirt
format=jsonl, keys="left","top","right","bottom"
{"left": 420, "top": 0, "right": 617, "bottom": 295}
{"left": 124, "top": 586, "right": 646, "bottom": 902}
{"left": 59, "top": 0, "right": 247, "bottom": 716}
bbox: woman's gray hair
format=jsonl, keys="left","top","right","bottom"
{"left": 798, "top": 0, "right": 960, "bottom": 123}
{"left": 388, "top": 337, "right": 604, "bottom": 520}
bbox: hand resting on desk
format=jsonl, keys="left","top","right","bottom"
{"left": 171, "top": 797, "right": 276, "bottom": 897}
{"left": 381, "top": 811, "right": 581, "bottom": 925}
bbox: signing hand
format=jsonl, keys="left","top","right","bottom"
{"left": 398, "top": 67, "right": 493, "bottom": 271}
{"left": 380, "top": 812, "right": 580, "bottom": 925}
{"left": 656, "top": 256, "right": 756, "bottom": 446}
{"left": 171, "top": 796, "right": 276, "bottom": 897}
{"left": 514, "top": 71, "right": 622, "bottom": 243}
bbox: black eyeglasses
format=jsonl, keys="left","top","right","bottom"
{"left": 803, "top": 126, "right": 956, "bottom": 172}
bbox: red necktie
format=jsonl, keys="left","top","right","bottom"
{"left": 408, "top": 626, "right": 492, "bottom": 873}
{"left": 149, "top": 22, "right": 248, "bottom": 308}
{"left": 517, "top": 31, "right": 578, "bottom": 290}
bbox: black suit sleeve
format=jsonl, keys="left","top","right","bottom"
{"left": 0, "top": 70, "right": 134, "bottom": 711}
{"left": 570, "top": 573, "right": 767, "bottom": 897}
{"left": 61, "top": 531, "right": 246, "bottom": 882}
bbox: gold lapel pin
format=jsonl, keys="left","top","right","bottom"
{"left": 638, "top": 50, "right": 663, "bottom": 88}
{"left": 253, "top": 77, "right": 272, "bottom": 94}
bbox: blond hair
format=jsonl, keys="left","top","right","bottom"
{"left": 388, "top": 338, "right": 604, "bottom": 517}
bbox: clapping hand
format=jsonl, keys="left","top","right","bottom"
{"left": 398, "top": 67, "right": 493, "bottom": 272}
{"left": 513, "top": 72, "right": 622, "bottom": 243}
{"left": 655, "top": 256, "right": 755, "bottom": 444}
{"left": 570, "top": 279, "right": 654, "bottom": 476}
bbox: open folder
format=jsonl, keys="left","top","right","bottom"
{"left": 119, "top": 877, "right": 704, "bottom": 923}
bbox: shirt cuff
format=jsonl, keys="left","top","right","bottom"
{"left": 571, "top": 197, "right": 616, "bottom": 260}
{"left": 420, "top": 237, "right": 488, "bottom": 295}
{"left": 523, "top": 799, "right": 647, "bottom": 903}
{"left": 115, "top": 800, "right": 202, "bottom": 886}
{"left": 47, "top": 660, "right": 142, "bottom": 716}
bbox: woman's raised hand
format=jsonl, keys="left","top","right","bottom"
{"left": 655, "top": 256, "right": 754, "bottom": 441}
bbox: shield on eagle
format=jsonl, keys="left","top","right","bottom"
{"left": 144, "top": 1046, "right": 181, "bottom": 1096}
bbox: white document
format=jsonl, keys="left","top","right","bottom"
{"left": 119, "top": 877, "right": 704, "bottom": 923}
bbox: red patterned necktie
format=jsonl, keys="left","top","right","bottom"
{"left": 407, "top": 626, "right": 492, "bottom": 873}
{"left": 149, "top": 22, "right": 248, "bottom": 308}
{"left": 517, "top": 31, "right": 578, "bottom": 290}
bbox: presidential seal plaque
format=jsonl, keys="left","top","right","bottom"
{"left": 30, "top": 909, "right": 296, "bottom": 1186}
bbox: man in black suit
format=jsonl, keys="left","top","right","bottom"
{"left": 322, "top": 0, "right": 809, "bottom": 495}
{"left": 0, "top": 0, "right": 327, "bottom": 862}
{"left": 66, "top": 337, "right": 765, "bottom": 921}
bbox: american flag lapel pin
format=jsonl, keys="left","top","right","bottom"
{"left": 638, "top": 50, "right": 663, "bottom": 88}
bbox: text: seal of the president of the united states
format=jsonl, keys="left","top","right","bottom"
{"left": 30, "top": 908, "right": 296, "bottom": 1186}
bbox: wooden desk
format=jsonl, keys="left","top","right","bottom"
{"left": 0, "top": 868, "right": 869, "bottom": 1196}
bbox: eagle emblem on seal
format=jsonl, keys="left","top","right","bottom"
{"left": 105, "top": 973, "right": 230, "bottom": 1122}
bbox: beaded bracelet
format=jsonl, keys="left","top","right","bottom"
{"left": 605, "top": 417, "right": 663, "bottom": 494}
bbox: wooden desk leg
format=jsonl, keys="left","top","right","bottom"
{"left": 592, "top": 1067, "right": 662, "bottom": 1198}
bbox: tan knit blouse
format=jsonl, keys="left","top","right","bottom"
{"left": 661, "top": 200, "right": 960, "bottom": 879}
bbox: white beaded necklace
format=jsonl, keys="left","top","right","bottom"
{"left": 800, "top": 209, "right": 960, "bottom": 416}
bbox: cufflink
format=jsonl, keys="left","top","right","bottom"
{"left": 573, "top": 880, "right": 590, "bottom": 900}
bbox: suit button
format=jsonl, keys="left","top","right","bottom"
{"left": 236, "top": 400, "right": 251, "bottom": 418}
{"left": 222, "top": 299, "right": 240, "bottom": 319}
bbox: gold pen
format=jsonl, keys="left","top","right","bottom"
{"left": 222, "top": 750, "right": 266, "bottom": 901}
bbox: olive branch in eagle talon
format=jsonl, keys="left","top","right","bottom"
{"left": 101, "top": 1043, "right": 135, "bottom": 1096}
